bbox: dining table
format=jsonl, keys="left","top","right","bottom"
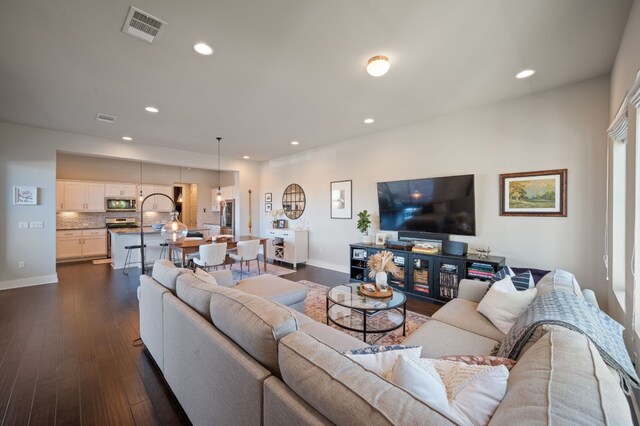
{"left": 168, "top": 235, "right": 269, "bottom": 272}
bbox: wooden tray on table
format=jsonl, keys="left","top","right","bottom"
{"left": 359, "top": 284, "right": 393, "bottom": 298}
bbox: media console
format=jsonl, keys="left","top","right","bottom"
{"left": 349, "top": 243, "right": 505, "bottom": 304}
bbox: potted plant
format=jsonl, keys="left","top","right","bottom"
{"left": 356, "top": 210, "right": 372, "bottom": 243}
{"left": 368, "top": 250, "right": 400, "bottom": 290}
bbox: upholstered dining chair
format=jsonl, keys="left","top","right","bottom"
{"left": 193, "top": 243, "right": 227, "bottom": 271}
{"left": 228, "top": 239, "right": 260, "bottom": 279}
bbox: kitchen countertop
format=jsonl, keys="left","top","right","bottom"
{"left": 56, "top": 227, "right": 106, "bottom": 231}
{"left": 109, "top": 227, "right": 208, "bottom": 235}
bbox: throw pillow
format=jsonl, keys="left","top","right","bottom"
{"left": 386, "top": 354, "right": 450, "bottom": 414}
{"left": 437, "top": 355, "right": 517, "bottom": 371}
{"left": 490, "top": 266, "right": 534, "bottom": 290}
{"left": 194, "top": 268, "right": 218, "bottom": 285}
{"left": 490, "top": 266, "right": 514, "bottom": 283}
{"left": 342, "top": 345, "right": 422, "bottom": 377}
{"left": 476, "top": 276, "right": 537, "bottom": 334}
{"left": 427, "top": 359, "right": 509, "bottom": 426}
{"left": 536, "top": 270, "right": 584, "bottom": 299}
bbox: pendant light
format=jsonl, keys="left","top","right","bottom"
{"left": 139, "top": 162, "right": 144, "bottom": 201}
{"left": 177, "top": 166, "right": 183, "bottom": 203}
{"left": 217, "top": 137, "right": 223, "bottom": 202}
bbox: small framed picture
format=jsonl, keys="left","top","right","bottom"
{"left": 499, "top": 169, "right": 567, "bottom": 217}
{"left": 13, "top": 186, "right": 38, "bottom": 205}
{"left": 278, "top": 219, "right": 287, "bottom": 229}
{"left": 375, "top": 233, "right": 387, "bottom": 245}
{"left": 265, "top": 203, "right": 272, "bottom": 212}
{"left": 330, "top": 180, "right": 352, "bottom": 219}
{"left": 265, "top": 192, "right": 272, "bottom": 202}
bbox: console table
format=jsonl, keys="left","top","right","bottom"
{"left": 349, "top": 243, "right": 505, "bottom": 304}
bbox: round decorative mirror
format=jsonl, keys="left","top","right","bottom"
{"left": 282, "top": 183, "right": 306, "bottom": 220}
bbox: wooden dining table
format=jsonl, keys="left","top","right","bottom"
{"left": 168, "top": 236, "right": 269, "bottom": 272}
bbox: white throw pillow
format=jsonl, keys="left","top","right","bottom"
{"left": 387, "top": 355, "right": 451, "bottom": 414}
{"left": 343, "top": 345, "right": 422, "bottom": 377}
{"left": 476, "top": 276, "right": 536, "bottom": 334}
{"left": 427, "top": 359, "right": 509, "bottom": 426}
{"left": 194, "top": 268, "right": 218, "bottom": 285}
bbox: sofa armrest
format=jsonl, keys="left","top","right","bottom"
{"left": 211, "top": 269, "right": 234, "bottom": 287}
{"left": 457, "top": 279, "right": 489, "bottom": 303}
{"left": 582, "top": 289, "right": 599, "bottom": 308}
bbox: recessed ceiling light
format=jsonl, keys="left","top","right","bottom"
{"left": 122, "top": 136, "right": 133, "bottom": 141}
{"left": 145, "top": 106, "right": 159, "bottom": 113}
{"left": 242, "top": 155, "right": 250, "bottom": 159}
{"left": 364, "top": 118, "right": 375, "bottom": 124}
{"left": 516, "top": 69, "right": 535, "bottom": 79}
{"left": 193, "top": 42, "right": 214, "bottom": 56}
{"left": 367, "top": 55, "right": 390, "bottom": 77}
{"left": 291, "top": 141, "right": 299, "bottom": 145}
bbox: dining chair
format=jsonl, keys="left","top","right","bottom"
{"left": 193, "top": 242, "right": 227, "bottom": 271}
{"left": 228, "top": 240, "right": 260, "bottom": 279}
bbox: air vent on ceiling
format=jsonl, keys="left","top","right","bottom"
{"left": 122, "top": 6, "right": 166, "bottom": 43}
{"left": 96, "top": 113, "right": 117, "bottom": 123}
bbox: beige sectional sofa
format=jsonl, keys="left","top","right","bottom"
{"left": 138, "top": 261, "right": 633, "bottom": 425}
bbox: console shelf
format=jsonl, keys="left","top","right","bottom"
{"left": 349, "top": 243, "right": 505, "bottom": 304}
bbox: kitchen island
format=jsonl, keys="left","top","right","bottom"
{"left": 109, "top": 227, "right": 207, "bottom": 270}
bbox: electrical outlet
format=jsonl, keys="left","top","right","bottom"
{"left": 18, "top": 261, "right": 24, "bottom": 268}
{"left": 29, "top": 221, "right": 44, "bottom": 228}
{"left": 18, "top": 222, "right": 28, "bottom": 229}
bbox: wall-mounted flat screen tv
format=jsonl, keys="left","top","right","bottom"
{"left": 377, "top": 174, "right": 476, "bottom": 236}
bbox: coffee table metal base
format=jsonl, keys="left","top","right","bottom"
{"left": 326, "top": 297, "right": 407, "bottom": 343}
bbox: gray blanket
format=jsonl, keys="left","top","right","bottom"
{"left": 496, "top": 291, "right": 640, "bottom": 391}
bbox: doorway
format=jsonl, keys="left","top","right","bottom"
{"left": 174, "top": 183, "right": 197, "bottom": 228}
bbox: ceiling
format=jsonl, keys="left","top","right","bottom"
{"left": 0, "top": 0, "right": 632, "bottom": 161}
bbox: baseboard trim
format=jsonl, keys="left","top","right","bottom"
{"left": 0, "top": 274, "right": 58, "bottom": 291}
{"left": 307, "top": 259, "right": 349, "bottom": 274}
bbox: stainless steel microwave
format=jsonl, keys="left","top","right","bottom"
{"left": 105, "top": 197, "right": 137, "bottom": 211}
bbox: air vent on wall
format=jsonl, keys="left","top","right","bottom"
{"left": 122, "top": 6, "right": 166, "bottom": 43}
{"left": 96, "top": 113, "right": 117, "bottom": 123}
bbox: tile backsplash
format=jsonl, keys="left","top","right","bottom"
{"left": 57, "top": 212, "right": 173, "bottom": 229}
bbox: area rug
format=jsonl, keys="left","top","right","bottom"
{"left": 298, "top": 280, "right": 429, "bottom": 345}
{"left": 227, "top": 262, "right": 293, "bottom": 283}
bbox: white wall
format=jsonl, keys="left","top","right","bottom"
{"left": 0, "top": 122, "right": 261, "bottom": 290}
{"left": 261, "top": 76, "right": 610, "bottom": 304}
{"left": 611, "top": 0, "right": 640, "bottom": 118}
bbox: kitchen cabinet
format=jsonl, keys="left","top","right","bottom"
{"left": 140, "top": 185, "right": 175, "bottom": 212}
{"left": 106, "top": 183, "right": 137, "bottom": 197}
{"left": 211, "top": 186, "right": 234, "bottom": 212}
{"left": 265, "top": 229, "right": 308, "bottom": 269}
{"left": 56, "top": 229, "right": 107, "bottom": 260}
{"left": 56, "top": 181, "right": 65, "bottom": 211}
{"left": 61, "top": 181, "right": 105, "bottom": 211}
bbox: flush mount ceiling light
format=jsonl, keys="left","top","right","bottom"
{"left": 367, "top": 55, "right": 390, "bottom": 77}
{"left": 291, "top": 141, "right": 299, "bottom": 145}
{"left": 516, "top": 69, "right": 536, "bottom": 79}
{"left": 145, "top": 106, "right": 159, "bottom": 113}
{"left": 122, "top": 136, "right": 133, "bottom": 141}
{"left": 364, "top": 118, "right": 375, "bottom": 124}
{"left": 193, "top": 42, "right": 214, "bottom": 56}
{"left": 243, "top": 155, "right": 250, "bottom": 159}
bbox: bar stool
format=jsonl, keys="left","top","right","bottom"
{"left": 159, "top": 243, "right": 169, "bottom": 259}
{"left": 123, "top": 244, "right": 146, "bottom": 275}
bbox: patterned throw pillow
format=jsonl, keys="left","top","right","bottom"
{"left": 342, "top": 345, "right": 422, "bottom": 377}
{"left": 437, "top": 355, "right": 517, "bottom": 371}
{"left": 490, "top": 266, "right": 533, "bottom": 291}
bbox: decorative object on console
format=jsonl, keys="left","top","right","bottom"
{"left": 282, "top": 183, "right": 305, "bottom": 219}
{"left": 265, "top": 192, "right": 272, "bottom": 202}
{"left": 475, "top": 246, "right": 491, "bottom": 259}
{"left": 330, "top": 180, "right": 352, "bottom": 219}
{"left": 499, "top": 168, "right": 567, "bottom": 217}
{"left": 356, "top": 210, "right": 372, "bottom": 243}
{"left": 13, "top": 186, "right": 38, "bottom": 205}
{"left": 442, "top": 240, "right": 468, "bottom": 256}
{"left": 268, "top": 208, "right": 284, "bottom": 228}
{"left": 368, "top": 250, "right": 400, "bottom": 291}
{"left": 277, "top": 219, "right": 287, "bottom": 229}
{"left": 375, "top": 233, "right": 387, "bottom": 246}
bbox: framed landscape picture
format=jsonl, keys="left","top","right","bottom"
{"left": 330, "top": 180, "right": 352, "bottom": 219}
{"left": 499, "top": 169, "right": 567, "bottom": 216}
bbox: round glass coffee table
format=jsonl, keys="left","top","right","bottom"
{"left": 326, "top": 283, "right": 407, "bottom": 342}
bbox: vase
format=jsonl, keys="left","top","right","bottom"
{"left": 362, "top": 233, "right": 372, "bottom": 244}
{"left": 375, "top": 271, "right": 389, "bottom": 291}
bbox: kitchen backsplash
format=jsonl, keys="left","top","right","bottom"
{"left": 56, "top": 211, "right": 173, "bottom": 229}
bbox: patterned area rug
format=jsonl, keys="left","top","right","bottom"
{"left": 227, "top": 262, "right": 293, "bottom": 283}
{"left": 298, "top": 280, "right": 430, "bottom": 345}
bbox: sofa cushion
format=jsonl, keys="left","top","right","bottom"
{"left": 536, "top": 269, "right": 584, "bottom": 300}
{"left": 209, "top": 285, "right": 299, "bottom": 375}
{"left": 152, "top": 259, "right": 189, "bottom": 292}
{"left": 235, "top": 274, "right": 308, "bottom": 307}
{"left": 490, "top": 328, "right": 632, "bottom": 425}
{"left": 404, "top": 320, "right": 499, "bottom": 358}
{"left": 194, "top": 267, "right": 218, "bottom": 285}
{"left": 176, "top": 273, "right": 216, "bottom": 321}
{"left": 299, "top": 321, "right": 368, "bottom": 352}
{"left": 432, "top": 298, "right": 505, "bottom": 341}
{"left": 278, "top": 331, "right": 458, "bottom": 425}
{"left": 476, "top": 277, "right": 536, "bottom": 334}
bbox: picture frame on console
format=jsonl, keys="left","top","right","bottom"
{"left": 330, "top": 180, "right": 352, "bottom": 219}
{"left": 375, "top": 233, "right": 387, "bottom": 245}
{"left": 499, "top": 169, "right": 567, "bottom": 217}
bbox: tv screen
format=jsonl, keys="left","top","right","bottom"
{"left": 377, "top": 174, "right": 476, "bottom": 236}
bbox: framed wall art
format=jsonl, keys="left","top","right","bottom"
{"left": 265, "top": 192, "right": 272, "bottom": 202}
{"left": 330, "top": 180, "right": 352, "bottom": 219}
{"left": 499, "top": 169, "right": 567, "bottom": 217}
{"left": 13, "top": 186, "right": 38, "bottom": 205}
{"left": 265, "top": 202, "right": 272, "bottom": 212}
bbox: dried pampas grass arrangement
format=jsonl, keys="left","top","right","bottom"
{"left": 368, "top": 250, "right": 400, "bottom": 279}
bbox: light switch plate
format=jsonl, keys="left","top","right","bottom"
{"left": 30, "top": 221, "right": 44, "bottom": 228}
{"left": 18, "top": 222, "right": 28, "bottom": 229}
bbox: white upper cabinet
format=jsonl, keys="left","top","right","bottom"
{"left": 106, "top": 184, "right": 137, "bottom": 198}
{"left": 140, "top": 185, "right": 175, "bottom": 212}
{"left": 61, "top": 181, "right": 105, "bottom": 212}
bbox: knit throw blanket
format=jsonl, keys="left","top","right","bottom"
{"left": 496, "top": 291, "right": 640, "bottom": 392}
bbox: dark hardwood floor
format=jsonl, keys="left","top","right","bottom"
{"left": 0, "top": 260, "right": 441, "bottom": 425}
